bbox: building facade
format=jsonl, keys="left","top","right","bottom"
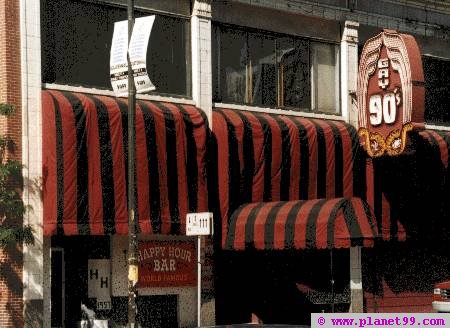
{"left": 0, "top": 0, "right": 449, "bottom": 327}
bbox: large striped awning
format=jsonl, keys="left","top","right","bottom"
{"left": 211, "top": 108, "right": 366, "bottom": 248}
{"left": 42, "top": 90, "right": 208, "bottom": 236}
{"left": 223, "top": 197, "right": 378, "bottom": 250}
{"left": 419, "top": 129, "right": 450, "bottom": 170}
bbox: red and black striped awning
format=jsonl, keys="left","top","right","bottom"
{"left": 224, "top": 197, "right": 378, "bottom": 250}
{"left": 211, "top": 108, "right": 365, "bottom": 248}
{"left": 42, "top": 90, "right": 208, "bottom": 236}
{"left": 419, "top": 129, "right": 450, "bottom": 169}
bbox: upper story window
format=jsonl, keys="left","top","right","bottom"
{"left": 41, "top": 0, "right": 191, "bottom": 97}
{"left": 212, "top": 24, "right": 340, "bottom": 115}
{"left": 423, "top": 56, "right": 450, "bottom": 126}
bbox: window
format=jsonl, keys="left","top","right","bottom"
{"left": 423, "top": 56, "right": 450, "bottom": 125}
{"left": 213, "top": 24, "right": 340, "bottom": 114}
{"left": 41, "top": 0, "right": 191, "bottom": 97}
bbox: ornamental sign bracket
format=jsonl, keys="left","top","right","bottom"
{"left": 357, "top": 29, "right": 425, "bottom": 157}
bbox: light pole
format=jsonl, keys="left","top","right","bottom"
{"left": 127, "top": 0, "right": 138, "bottom": 327}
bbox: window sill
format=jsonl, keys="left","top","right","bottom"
{"left": 424, "top": 123, "right": 450, "bottom": 132}
{"left": 213, "top": 102, "right": 344, "bottom": 121}
{"left": 43, "top": 83, "right": 196, "bottom": 106}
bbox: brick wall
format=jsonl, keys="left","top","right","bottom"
{"left": 0, "top": 0, "right": 24, "bottom": 327}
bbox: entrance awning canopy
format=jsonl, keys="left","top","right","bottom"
{"left": 42, "top": 90, "right": 208, "bottom": 236}
{"left": 223, "top": 197, "right": 378, "bottom": 250}
{"left": 419, "top": 129, "right": 450, "bottom": 169}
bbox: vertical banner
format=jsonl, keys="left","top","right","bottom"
{"left": 110, "top": 20, "right": 129, "bottom": 97}
{"left": 129, "top": 16, "right": 156, "bottom": 93}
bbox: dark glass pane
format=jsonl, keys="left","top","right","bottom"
{"left": 219, "top": 27, "right": 248, "bottom": 104}
{"left": 248, "top": 32, "right": 276, "bottom": 107}
{"left": 146, "top": 15, "right": 190, "bottom": 96}
{"left": 424, "top": 56, "right": 450, "bottom": 125}
{"left": 41, "top": 0, "right": 190, "bottom": 96}
{"left": 277, "top": 37, "right": 310, "bottom": 110}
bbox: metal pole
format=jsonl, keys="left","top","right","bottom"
{"left": 127, "top": 0, "right": 137, "bottom": 327}
{"left": 197, "top": 235, "right": 201, "bottom": 327}
{"left": 330, "top": 248, "right": 335, "bottom": 313}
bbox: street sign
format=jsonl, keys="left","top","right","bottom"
{"left": 186, "top": 212, "right": 213, "bottom": 236}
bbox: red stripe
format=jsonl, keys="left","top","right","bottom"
{"left": 295, "top": 117, "right": 317, "bottom": 199}
{"left": 212, "top": 112, "right": 230, "bottom": 248}
{"left": 263, "top": 114, "right": 282, "bottom": 201}
{"left": 135, "top": 102, "right": 151, "bottom": 234}
{"left": 42, "top": 91, "right": 57, "bottom": 235}
{"left": 74, "top": 93, "right": 104, "bottom": 235}
{"left": 315, "top": 198, "right": 342, "bottom": 248}
{"left": 280, "top": 117, "right": 300, "bottom": 200}
{"left": 314, "top": 119, "right": 336, "bottom": 199}
{"left": 97, "top": 96, "right": 129, "bottom": 234}
{"left": 294, "top": 199, "right": 320, "bottom": 249}
{"left": 273, "top": 201, "right": 295, "bottom": 250}
{"left": 163, "top": 102, "right": 189, "bottom": 233}
{"left": 253, "top": 202, "right": 274, "bottom": 249}
{"left": 146, "top": 102, "right": 170, "bottom": 234}
{"left": 335, "top": 121, "right": 354, "bottom": 197}
{"left": 48, "top": 90, "right": 78, "bottom": 235}
{"left": 397, "top": 222, "right": 407, "bottom": 241}
{"left": 430, "top": 131, "right": 448, "bottom": 169}
{"left": 233, "top": 203, "right": 260, "bottom": 250}
{"left": 244, "top": 111, "right": 264, "bottom": 202}
{"left": 184, "top": 104, "right": 208, "bottom": 212}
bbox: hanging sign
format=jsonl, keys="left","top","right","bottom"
{"left": 110, "top": 20, "right": 129, "bottom": 97}
{"left": 129, "top": 15, "right": 156, "bottom": 93}
{"left": 138, "top": 241, "right": 196, "bottom": 288}
{"left": 357, "top": 29, "right": 424, "bottom": 157}
{"left": 87, "top": 259, "right": 111, "bottom": 310}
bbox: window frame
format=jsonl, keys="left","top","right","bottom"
{"left": 212, "top": 22, "right": 342, "bottom": 115}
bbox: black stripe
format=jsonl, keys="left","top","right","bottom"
{"left": 252, "top": 113, "right": 273, "bottom": 201}
{"left": 216, "top": 110, "right": 241, "bottom": 219}
{"left": 305, "top": 199, "right": 328, "bottom": 248}
{"left": 326, "top": 198, "right": 348, "bottom": 248}
{"left": 235, "top": 111, "right": 254, "bottom": 204}
{"left": 345, "top": 123, "right": 365, "bottom": 198}
{"left": 313, "top": 122, "right": 327, "bottom": 198}
{"left": 373, "top": 159, "right": 383, "bottom": 235}
{"left": 290, "top": 118, "right": 310, "bottom": 200}
{"left": 51, "top": 94, "right": 65, "bottom": 235}
{"left": 156, "top": 102, "right": 180, "bottom": 235}
{"left": 361, "top": 199, "right": 378, "bottom": 237}
{"left": 244, "top": 202, "right": 266, "bottom": 248}
{"left": 264, "top": 202, "right": 285, "bottom": 249}
{"left": 327, "top": 121, "right": 344, "bottom": 197}
{"left": 284, "top": 200, "right": 307, "bottom": 249}
{"left": 174, "top": 104, "right": 198, "bottom": 212}
{"left": 115, "top": 99, "right": 129, "bottom": 211}
{"left": 139, "top": 101, "right": 161, "bottom": 233}
{"left": 342, "top": 199, "right": 366, "bottom": 246}
{"left": 62, "top": 92, "right": 90, "bottom": 235}
{"left": 272, "top": 115, "right": 291, "bottom": 201}
{"left": 90, "top": 96, "right": 116, "bottom": 235}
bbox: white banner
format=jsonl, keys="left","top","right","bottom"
{"left": 129, "top": 15, "right": 156, "bottom": 93}
{"left": 110, "top": 20, "right": 129, "bottom": 97}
